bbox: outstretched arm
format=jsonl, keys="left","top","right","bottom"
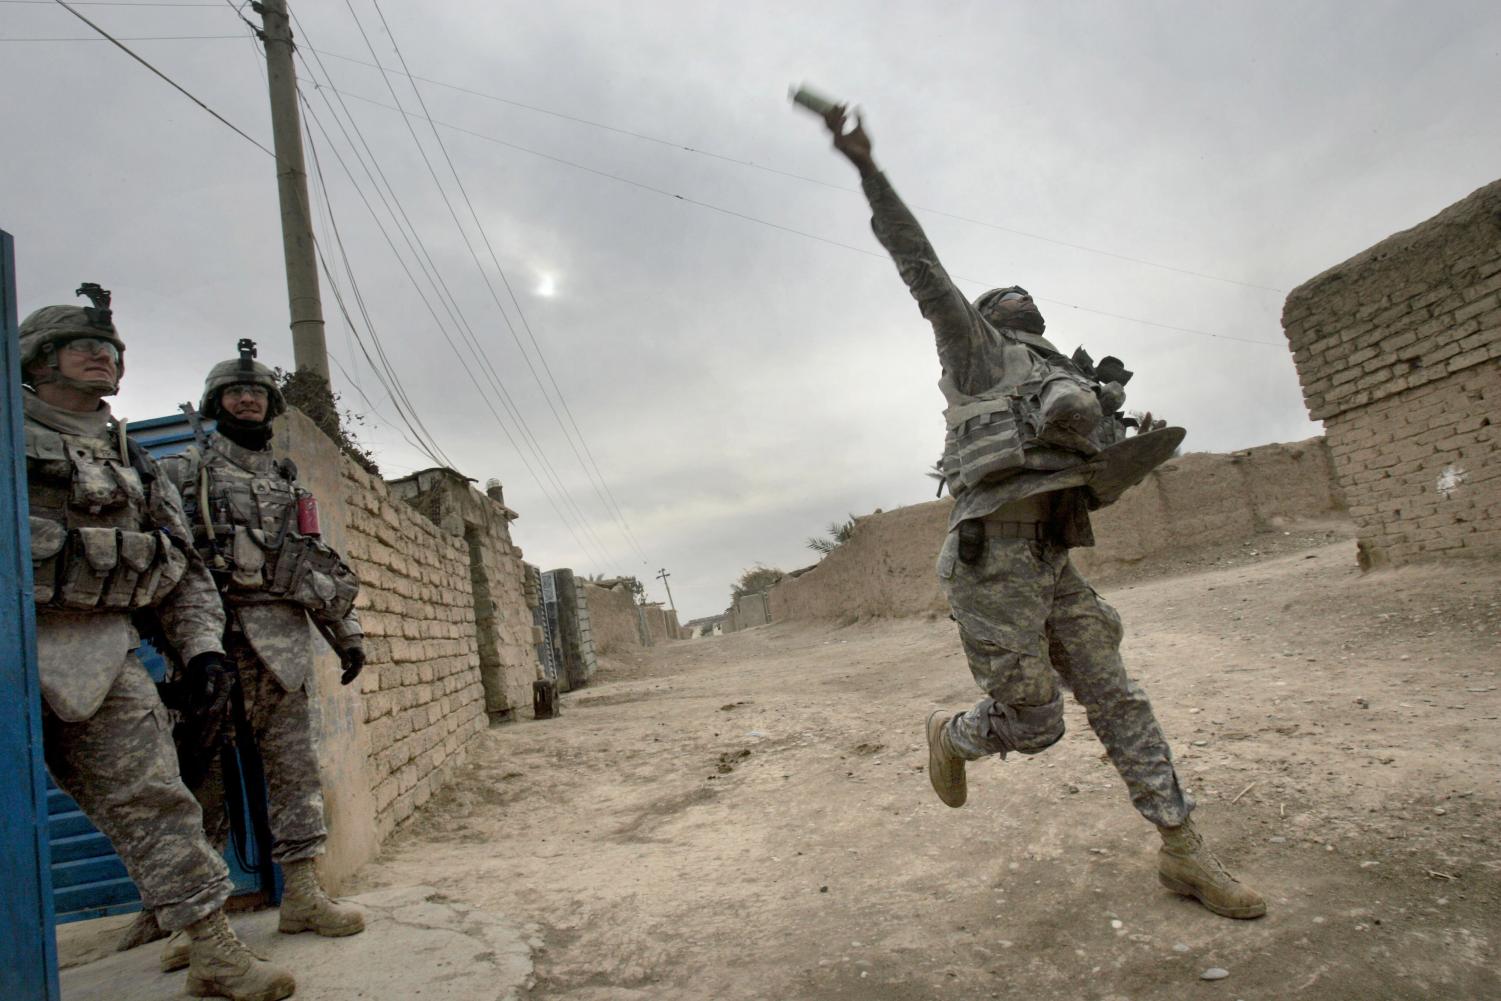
{"left": 821, "top": 106, "right": 989, "bottom": 387}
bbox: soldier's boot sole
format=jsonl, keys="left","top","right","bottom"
{"left": 1157, "top": 852, "right": 1267, "bottom": 920}
{"left": 277, "top": 910, "right": 365, "bottom": 937}
{"left": 185, "top": 974, "right": 295, "bottom": 1001}
{"left": 925, "top": 711, "right": 967, "bottom": 808}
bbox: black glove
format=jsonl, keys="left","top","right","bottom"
{"left": 185, "top": 651, "right": 233, "bottom": 719}
{"left": 339, "top": 646, "right": 365, "bottom": 686}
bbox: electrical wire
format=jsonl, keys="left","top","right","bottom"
{"left": 305, "top": 45, "right": 1286, "bottom": 295}
{"left": 295, "top": 84, "right": 615, "bottom": 568}
{"left": 324, "top": 3, "right": 623, "bottom": 565}
{"left": 366, "top": 0, "right": 650, "bottom": 564}
{"left": 45, "top": 0, "right": 272, "bottom": 154}
{"left": 322, "top": 83, "right": 1282, "bottom": 347}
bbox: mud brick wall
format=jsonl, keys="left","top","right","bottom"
{"left": 1283, "top": 179, "right": 1501, "bottom": 567}
{"left": 581, "top": 581, "right": 641, "bottom": 656}
{"left": 340, "top": 462, "right": 488, "bottom": 842}
{"left": 767, "top": 437, "right": 1344, "bottom": 623}
{"left": 388, "top": 470, "right": 537, "bottom": 719}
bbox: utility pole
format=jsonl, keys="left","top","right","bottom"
{"left": 257, "top": 0, "right": 329, "bottom": 381}
{"left": 656, "top": 568, "right": 676, "bottom": 613}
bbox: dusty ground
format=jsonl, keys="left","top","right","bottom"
{"left": 353, "top": 530, "right": 1501, "bottom": 1001}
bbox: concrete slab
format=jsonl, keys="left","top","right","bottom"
{"left": 61, "top": 886, "right": 533, "bottom": 1001}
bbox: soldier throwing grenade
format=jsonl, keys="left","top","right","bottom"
{"left": 808, "top": 103, "right": 1266, "bottom": 919}
{"left": 21, "top": 287, "right": 296, "bottom": 1000}
{"left": 153, "top": 339, "right": 367, "bottom": 969}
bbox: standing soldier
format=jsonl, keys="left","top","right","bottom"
{"left": 155, "top": 338, "right": 365, "bottom": 968}
{"left": 21, "top": 286, "right": 296, "bottom": 1000}
{"left": 810, "top": 106, "right": 1266, "bottom": 919}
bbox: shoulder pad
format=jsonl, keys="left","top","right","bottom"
{"left": 24, "top": 424, "right": 68, "bottom": 461}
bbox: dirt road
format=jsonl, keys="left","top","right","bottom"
{"left": 355, "top": 537, "right": 1501, "bottom": 1001}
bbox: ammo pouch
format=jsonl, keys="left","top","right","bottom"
{"left": 956, "top": 519, "right": 985, "bottom": 565}
{"left": 261, "top": 533, "right": 359, "bottom": 620}
{"left": 943, "top": 393, "right": 1030, "bottom": 492}
{"left": 32, "top": 518, "right": 188, "bottom": 611}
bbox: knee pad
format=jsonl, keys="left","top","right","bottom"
{"left": 983, "top": 692, "right": 1065, "bottom": 755}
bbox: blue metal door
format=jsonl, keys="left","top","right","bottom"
{"left": 1, "top": 228, "right": 62, "bottom": 1000}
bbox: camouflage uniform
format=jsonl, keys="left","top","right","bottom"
{"left": 864, "top": 171, "right": 1191, "bottom": 828}
{"left": 24, "top": 390, "right": 233, "bottom": 931}
{"left": 163, "top": 428, "right": 361, "bottom": 863}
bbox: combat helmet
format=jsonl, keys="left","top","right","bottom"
{"left": 200, "top": 338, "right": 286, "bottom": 420}
{"left": 18, "top": 283, "right": 126, "bottom": 394}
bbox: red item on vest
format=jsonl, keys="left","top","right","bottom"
{"left": 296, "top": 494, "right": 321, "bottom": 536}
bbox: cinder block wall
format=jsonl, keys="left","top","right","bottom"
{"left": 1282, "top": 179, "right": 1501, "bottom": 567}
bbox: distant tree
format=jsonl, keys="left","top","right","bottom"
{"left": 806, "top": 515, "right": 857, "bottom": 555}
{"left": 926, "top": 459, "right": 946, "bottom": 497}
{"left": 732, "top": 565, "right": 784, "bottom": 600}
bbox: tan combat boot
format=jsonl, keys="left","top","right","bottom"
{"left": 161, "top": 930, "right": 191, "bottom": 972}
{"left": 278, "top": 858, "right": 365, "bottom": 937}
{"left": 1158, "top": 818, "right": 1267, "bottom": 919}
{"left": 926, "top": 711, "right": 967, "bottom": 808}
{"left": 184, "top": 909, "right": 296, "bottom": 1001}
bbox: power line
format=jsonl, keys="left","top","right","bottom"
{"left": 328, "top": 1, "right": 625, "bottom": 566}
{"left": 3, "top": 1, "right": 224, "bottom": 5}
{"left": 293, "top": 54, "right": 616, "bottom": 570}
{"left": 45, "top": 0, "right": 272, "bottom": 154}
{"left": 0, "top": 33, "right": 245, "bottom": 40}
{"left": 305, "top": 46, "right": 1285, "bottom": 295}
{"left": 321, "top": 83, "right": 1281, "bottom": 347}
{"left": 365, "top": 0, "right": 650, "bottom": 565}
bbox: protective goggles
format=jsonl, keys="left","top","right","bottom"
{"left": 58, "top": 336, "right": 121, "bottom": 363}
{"left": 222, "top": 383, "right": 271, "bottom": 400}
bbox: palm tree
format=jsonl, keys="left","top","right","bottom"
{"left": 806, "top": 516, "right": 857, "bottom": 555}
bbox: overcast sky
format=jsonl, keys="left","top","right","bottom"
{"left": 5, "top": 1, "right": 1499, "bottom": 619}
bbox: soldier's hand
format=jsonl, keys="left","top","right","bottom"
{"left": 823, "top": 104, "right": 875, "bottom": 171}
{"left": 1138, "top": 411, "right": 1167, "bottom": 434}
{"left": 339, "top": 646, "right": 365, "bottom": 686}
{"left": 184, "top": 651, "right": 233, "bottom": 719}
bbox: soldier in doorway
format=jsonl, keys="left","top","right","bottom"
{"left": 812, "top": 107, "right": 1266, "bottom": 919}
{"left": 21, "top": 285, "right": 297, "bottom": 1000}
{"left": 153, "top": 339, "right": 366, "bottom": 970}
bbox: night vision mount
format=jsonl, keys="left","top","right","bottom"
{"left": 237, "top": 338, "right": 259, "bottom": 373}
{"left": 74, "top": 282, "right": 114, "bottom": 332}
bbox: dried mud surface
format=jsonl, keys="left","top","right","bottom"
{"left": 357, "top": 535, "right": 1501, "bottom": 1001}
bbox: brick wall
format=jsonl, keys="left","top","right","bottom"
{"left": 339, "top": 463, "right": 488, "bottom": 841}
{"left": 1283, "top": 179, "right": 1501, "bottom": 567}
{"left": 388, "top": 470, "right": 536, "bottom": 719}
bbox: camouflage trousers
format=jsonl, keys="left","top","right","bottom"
{"left": 189, "top": 632, "right": 327, "bottom": 863}
{"left": 43, "top": 654, "right": 232, "bottom": 930}
{"left": 937, "top": 533, "right": 1192, "bottom": 828}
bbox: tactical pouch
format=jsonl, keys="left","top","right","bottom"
{"left": 98, "top": 530, "right": 156, "bottom": 609}
{"left": 230, "top": 526, "right": 267, "bottom": 589}
{"left": 56, "top": 526, "right": 120, "bottom": 609}
{"left": 265, "top": 535, "right": 360, "bottom": 620}
{"left": 29, "top": 516, "right": 68, "bottom": 605}
{"left": 67, "top": 453, "right": 141, "bottom": 513}
{"left": 145, "top": 536, "right": 189, "bottom": 605}
{"left": 956, "top": 519, "right": 986, "bottom": 565}
{"left": 945, "top": 398, "right": 1026, "bottom": 491}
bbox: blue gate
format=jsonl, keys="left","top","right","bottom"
{"left": 2, "top": 228, "right": 62, "bottom": 999}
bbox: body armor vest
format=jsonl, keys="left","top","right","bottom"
{"left": 168, "top": 433, "right": 361, "bottom": 690}
{"left": 25, "top": 424, "right": 189, "bottom": 613}
{"left": 174, "top": 434, "right": 359, "bottom": 623}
